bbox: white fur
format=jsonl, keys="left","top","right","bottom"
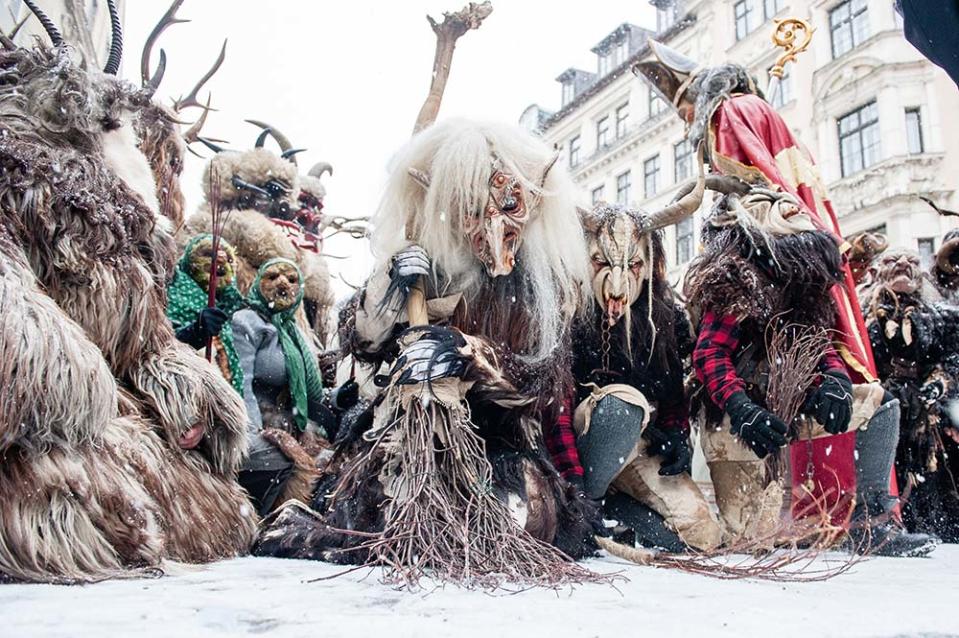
{"left": 100, "top": 111, "right": 167, "bottom": 231}
{"left": 371, "top": 119, "right": 592, "bottom": 363}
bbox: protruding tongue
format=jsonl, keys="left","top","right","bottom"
{"left": 178, "top": 423, "right": 205, "bottom": 449}
{"left": 606, "top": 298, "right": 624, "bottom": 326}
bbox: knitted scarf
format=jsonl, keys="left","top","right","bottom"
{"left": 166, "top": 234, "right": 246, "bottom": 394}
{"left": 247, "top": 258, "right": 324, "bottom": 431}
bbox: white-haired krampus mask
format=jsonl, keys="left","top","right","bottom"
{"left": 408, "top": 152, "right": 555, "bottom": 278}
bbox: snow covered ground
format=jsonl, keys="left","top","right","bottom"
{"left": 3, "top": 545, "right": 958, "bottom": 638}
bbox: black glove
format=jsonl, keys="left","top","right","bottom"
{"left": 726, "top": 392, "right": 789, "bottom": 459}
{"left": 174, "top": 307, "right": 229, "bottom": 349}
{"left": 330, "top": 380, "right": 360, "bottom": 412}
{"left": 802, "top": 371, "right": 853, "bottom": 435}
{"left": 388, "top": 328, "right": 470, "bottom": 386}
{"left": 919, "top": 379, "right": 944, "bottom": 405}
{"left": 642, "top": 424, "right": 693, "bottom": 476}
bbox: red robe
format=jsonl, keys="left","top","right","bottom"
{"left": 707, "top": 93, "right": 889, "bottom": 525}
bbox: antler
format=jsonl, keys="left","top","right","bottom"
{"left": 102, "top": 0, "right": 122, "bottom": 75}
{"left": 141, "top": 0, "right": 188, "bottom": 90}
{"left": 23, "top": 0, "right": 63, "bottom": 46}
{"left": 643, "top": 143, "right": 706, "bottom": 232}
{"left": 174, "top": 39, "right": 227, "bottom": 111}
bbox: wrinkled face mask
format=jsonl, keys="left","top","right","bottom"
{"left": 876, "top": 250, "right": 923, "bottom": 295}
{"left": 711, "top": 190, "right": 816, "bottom": 236}
{"left": 465, "top": 165, "right": 531, "bottom": 278}
{"left": 258, "top": 261, "right": 302, "bottom": 312}
{"left": 188, "top": 237, "right": 237, "bottom": 291}
{"left": 588, "top": 215, "right": 648, "bottom": 326}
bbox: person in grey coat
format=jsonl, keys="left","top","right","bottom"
{"left": 233, "top": 258, "right": 357, "bottom": 515}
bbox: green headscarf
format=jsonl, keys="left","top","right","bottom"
{"left": 166, "top": 234, "right": 246, "bottom": 394}
{"left": 247, "top": 258, "right": 324, "bottom": 432}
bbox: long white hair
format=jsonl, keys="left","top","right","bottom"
{"left": 371, "top": 119, "right": 591, "bottom": 363}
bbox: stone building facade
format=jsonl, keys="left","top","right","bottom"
{"left": 523, "top": 0, "right": 959, "bottom": 279}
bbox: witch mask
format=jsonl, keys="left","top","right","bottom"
{"left": 187, "top": 236, "right": 237, "bottom": 291}
{"left": 258, "top": 260, "right": 302, "bottom": 312}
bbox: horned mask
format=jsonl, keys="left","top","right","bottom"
{"left": 408, "top": 152, "right": 558, "bottom": 278}
{"left": 580, "top": 150, "right": 705, "bottom": 338}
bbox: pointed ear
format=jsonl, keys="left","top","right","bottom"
{"left": 408, "top": 167, "right": 431, "bottom": 190}
{"left": 539, "top": 151, "right": 560, "bottom": 189}
{"left": 577, "top": 205, "right": 602, "bottom": 234}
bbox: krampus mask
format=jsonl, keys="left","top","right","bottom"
{"left": 407, "top": 137, "right": 556, "bottom": 278}
{"left": 874, "top": 249, "right": 925, "bottom": 296}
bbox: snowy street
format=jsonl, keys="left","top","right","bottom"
{"left": 3, "top": 546, "right": 958, "bottom": 638}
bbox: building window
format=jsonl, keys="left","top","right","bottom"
{"left": 598, "top": 52, "right": 611, "bottom": 76}
{"left": 838, "top": 101, "right": 881, "bottom": 177}
{"left": 616, "top": 170, "right": 632, "bottom": 204}
{"left": 918, "top": 238, "right": 936, "bottom": 267}
{"left": 905, "top": 108, "right": 924, "bottom": 154}
{"left": 648, "top": 89, "right": 665, "bottom": 119}
{"left": 769, "top": 65, "right": 793, "bottom": 109}
{"left": 616, "top": 103, "right": 629, "bottom": 138}
{"left": 763, "top": 0, "right": 783, "bottom": 20}
{"left": 734, "top": 0, "right": 760, "bottom": 40}
{"left": 561, "top": 82, "right": 575, "bottom": 107}
{"left": 644, "top": 155, "right": 661, "bottom": 198}
{"left": 591, "top": 185, "right": 605, "bottom": 205}
{"left": 676, "top": 216, "right": 695, "bottom": 264}
{"left": 674, "top": 139, "right": 694, "bottom": 182}
{"left": 597, "top": 116, "right": 611, "bottom": 148}
{"left": 657, "top": 5, "right": 680, "bottom": 32}
{"left": 830, "top": 0, "right": 869, "bottom": 59}
{"left": 569, "top": 135, "right": 581, "bottom": 168}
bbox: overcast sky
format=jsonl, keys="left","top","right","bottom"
{"left": 122, "top": 1, "right": 657, "bottom": 295}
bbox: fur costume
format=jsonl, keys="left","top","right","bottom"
{"left": 182, "top": 139, "right": 334, "bottom": 345}
{"left": 932, "top": 229, "right": 959, "bottom": 303}
{"left": 0, "top": 25, "right": 254, "bottom": 581}
{"left": 862, "top": 249, "right": 959, "bottom": 541}
{"left": 254, "top": 119, "right": 601, "bottom": 563}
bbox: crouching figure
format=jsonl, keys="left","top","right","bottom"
{"left": 547, "top": 198, "right": 723, "bottom": 552}
{"left": 684, "top": 187, "right": 939, "bottom": 556}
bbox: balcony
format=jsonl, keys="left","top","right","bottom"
{"left": 828, "top": 153, "right": 945, "bottom": 217}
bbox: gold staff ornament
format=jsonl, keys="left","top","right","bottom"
{"left": 766, "top": 17, "right": 814, "bottom": 104}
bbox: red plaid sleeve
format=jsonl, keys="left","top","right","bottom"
{"left": 693, "top": 310, "right": 746, "bottom": 410}
{"left": 543, "top": 393, "right": 583, "bottom": 480}
{"left": 817, "top": 343, "right": 847, "bottom": 377}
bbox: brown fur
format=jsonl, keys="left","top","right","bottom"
{"left": 0, "top": 43, "right": 254, "bottom": 582}
{"left": 260, "top": 428, "right": 320, "bottom": 506}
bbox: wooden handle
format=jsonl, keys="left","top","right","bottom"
{"left": 407, "top": 276, "right": 429, "bottom": 327}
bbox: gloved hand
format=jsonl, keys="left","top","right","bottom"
{"left": 330, "top": 380, "right": 360, "bottom": 411}
{"left": 174, "top": 307, "right": 229, "bottom": 349}
{"left": 642, "top": 424, "right": 693, "bottom": 476}
{"left": 725, "top": 392, "right": 789, "bottom": 459}
{"left": 802, "top": 370, "right": 853, "bottom": 435}
{"left": 389, "top": 245, "right": 431, "bottom": 280}
{"left": 919, "top": 379, "right": 945, "bottom": 405}
{"left": 388, "top": 327, "right": 469, "bottom": 386}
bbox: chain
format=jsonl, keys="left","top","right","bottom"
{"left": 601, "top": 320, "right": 611, "bottom": 372}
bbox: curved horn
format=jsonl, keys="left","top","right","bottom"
{"left": 196, "top": 137, "right": 225, "bottom": 154}
{"left": 23, "top": 0, "right": 63, "bottom": 46}
{"left": 539, "top": 151, "right": 560, "bottom": 189}
{"left": 281, "top": 148, "right": 307, "bottom": 162}
{"left": 141, "top": 0, "right": 188, "bottom": 90}
{"left": 308, "top": 162, "right": 333, "bottom": 179}
{"left": 254, "top": 128, "right": 271, "bottom": 149}
{"left": 102, "top": 0, "right": 123, "bottom": 75}
{"left": 643, "top": 144, "right": 705, "bottom": 232}
{"left": 245, "top": 120, "right": 293, "bottom": 153}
